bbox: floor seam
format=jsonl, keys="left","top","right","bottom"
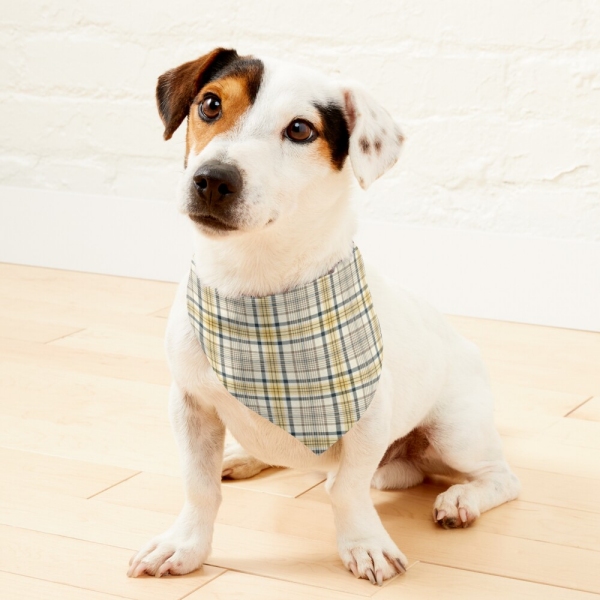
{"left": 43, "top": 327, "right": 87, "bottom": 344}
{"left": 563, "top": 396, "right": 594, "bottom": 418}
{"left": 178, "top": 568, "right": 229, "bottom": 599}
{"left": 86, "top": 471, "right": 142, "bottom": 500}
{"left": 0, "top": 569, "right": 132, "bottom": 599}
{"left": 417, "top": 560, "right": 599, "bottom": 594}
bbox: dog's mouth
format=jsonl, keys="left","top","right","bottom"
{"left": 188, "top": 214, "right": 238, "bottom": 232}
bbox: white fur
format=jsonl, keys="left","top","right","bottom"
{"left": 128, "top": 54, "right": 520, "bottom": 584}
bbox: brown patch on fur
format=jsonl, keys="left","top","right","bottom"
{"left": 187, "top": 75, "right": 255, "bottom": 155}
{"left": 378, "top": 428, "right": 430, "bottom": 468}
{"left": 156, "top": 48, "right": 239, "bottom": 140}
{"left": 359, "top": 136, "right": 371, "bottom": 154}
{"left": 156, "top": 49, "right": 263, "bottom": 155}
{"left": 374, "top": 139, "right": 382, "bottom": 154}
{"left": 312, "top": 102, "right": 350, "bottom": 170}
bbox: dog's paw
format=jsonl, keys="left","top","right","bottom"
{"left": 433, "top": 483, "right": 480, "bottom": 529}
{"left": 338, "top": 536, "right": 407, "bottom": 585}
{"left": 127, "top": 529, "right": 210, "bottom": 578}
{"left": 222, "top": 441, "right": 269, "bottom": 479}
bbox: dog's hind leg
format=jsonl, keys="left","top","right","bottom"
{"left": 370, "top": 428, "right": 429, "bottom": 490}
{"left": 429, "top": 389, "right": 520, "bottom": 529}
{"left": 371, "top": 459, "right": 424, "bottom": 490}
{"left": 221, "top": 439, "right": 270, "bottom": 479}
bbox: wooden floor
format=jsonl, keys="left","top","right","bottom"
{"left": 1, "top": 262, "right": 599, "bottom": 600}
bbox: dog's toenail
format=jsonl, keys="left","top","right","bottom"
{"left": 395, "top": 558, "right": 406, "bottom": 573}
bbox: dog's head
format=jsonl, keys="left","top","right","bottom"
{"left": 157, "top": 48, "right": 404, "bottom": 236}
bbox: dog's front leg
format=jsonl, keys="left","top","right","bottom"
{"left": 328, "top": 410, "right": 408, "bottom": 585}
{"left": 128, "top": 382, "right": 224, "bottom": 577}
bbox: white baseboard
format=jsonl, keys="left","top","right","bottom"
{"left": 1, "top": 185, "right": 599, "bottom": 332}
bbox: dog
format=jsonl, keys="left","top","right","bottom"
{"left": 127, "top": 48, "right": 520, "bottom": 585}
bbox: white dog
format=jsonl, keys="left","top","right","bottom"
{"left": 128, "top": 48, "right": 520, "bottom": 585}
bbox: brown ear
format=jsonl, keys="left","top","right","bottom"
{"left": 156, "top": 48, "right": 239, "bottom": 140}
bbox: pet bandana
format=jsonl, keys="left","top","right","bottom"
{"left": 187, "top": 245, "right": 383, "bottom": 454}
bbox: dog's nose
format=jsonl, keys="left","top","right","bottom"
{"left": 193, "top": 161, "right": 242, "bottom": 206}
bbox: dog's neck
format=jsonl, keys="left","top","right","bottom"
{"left": 191, "top": 188, "right": 356, "bottom": 298}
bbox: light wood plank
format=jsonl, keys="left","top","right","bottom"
{"left": 0, "top": 263, "right": 177, "bottom": 315}
{"left": 492, "top": 383, "right": 588, "bottom": 438}
{"left": 502, "top": 437, "right": 600, "bottom": 479}
{"left": 568, "top": 397, "right": 600, "bottom": 422}
{"left": 0, "top": 315, "right": 81, "bottom": 343}
{"left": 0, "top": 414, "right": 180, "bottom": 476}
{"left": 0, "top": 525, "right": 223, "bottom": 600}
{"left": 0, "top": 337, "right": 170, "bottom": 385}
{"left": 0, "top": 360, "right": 178, "bottom": 474}
{"left": 448, "top": 316, "right": 600, "bottom": 396}
{"left": 475, "top": 499, "right": 600, "bottom": 551}
{"left": 222, "top": 466, "right": 325, "bottom": 498}
{"left": 51, "top": 323, "right": 167, "bottom": 361}
{"left": 0, "top": 296, "right": 170, "bottom": 338}
{"left": 98, "top": 470, "right": 324, "bottom": 516}
{"left": 374, "top": 562, "right": 600, "bottom": 600}
{"left": 514, "top": 467, "right": 600, "bottom": 514}
{"left": 0, "top": 572, "right": 125, "bottom": 600}
{"left": 191, "top": 570, "right": 367, "bottom": 600}
{"left": 0, "top": 362, "right": 169, "bottom": 423}
{"left": 0, "top": 447, "right": 137, "bottom": 499}
{"left": 537, "top": 418, "right": 600, "bottom": 450}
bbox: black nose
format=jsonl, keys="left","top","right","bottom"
{"left": 193, "top": 161, "right": 242, "bottom": 207}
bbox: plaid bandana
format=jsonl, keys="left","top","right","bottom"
{"left": 187, "top": 245, "right": 383, "bottom": 455}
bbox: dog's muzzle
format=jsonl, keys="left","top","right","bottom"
{"left": 188, "top": 160, "right": 243, "bottom": 231}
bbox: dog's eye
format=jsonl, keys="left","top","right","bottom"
{"left": 199, "top": 94, "right": 222, "bottom": 121}
{"left": 284, "top": 119, "right": 315, "bottom": 143}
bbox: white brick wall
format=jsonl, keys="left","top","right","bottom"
{"left": 1, "top": 0, "right": 599, "bottom": 241}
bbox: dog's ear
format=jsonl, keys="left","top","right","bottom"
{"left": 156, "top": 48, "right": 239, "bottom": 140}
{"left": 341, "top": 82, "right": 404, "bottom": 189}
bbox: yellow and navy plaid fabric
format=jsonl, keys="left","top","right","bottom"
{"left": 187, "top": 245, "right": 383, "bottom": 455}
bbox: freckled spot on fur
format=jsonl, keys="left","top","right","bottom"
{"left": 374, "top": 139, "right": 382, "bottom": 154}
{"left": 397, "top": 132, "right": 405, "bottom": 144}
{"left": 359, "top": 137, "right": 371, "bottom": 154}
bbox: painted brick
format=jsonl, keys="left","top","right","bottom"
{"left": 1, "top": 0, "right": 599, "bottom": 242}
